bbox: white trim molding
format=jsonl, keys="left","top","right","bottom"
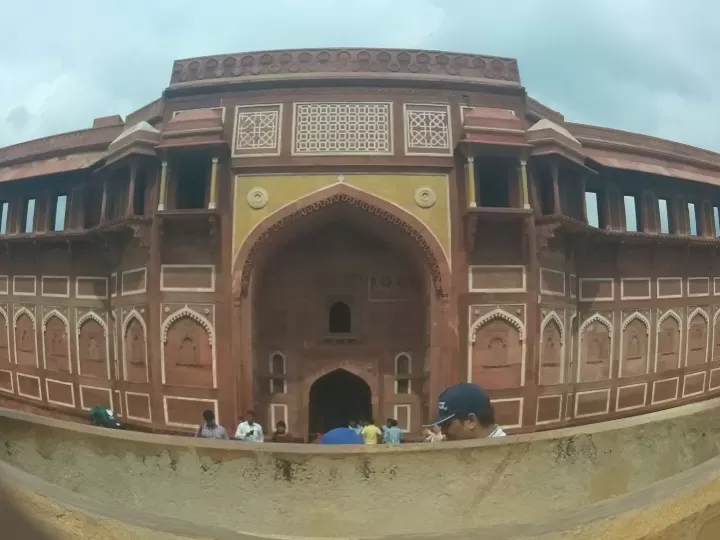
{"left": 615, "top": 383, "right": 648, "bottom": 412}
{"left": 79, "top": 384, "right": 112, "bottom": 411}
{"left": 682, "top": 371, "right": 706, "bottom": 398}
{"left": 535, "top": 394, "right": 563, "bottom": 425}
{"left": 657, "top": 277, "right": 683, "bottom": 299}
{"left": 0, "top": 305, "right": 10, "bottom": 364}
{"left": 574, "top": 388, "right": 611, "bottom": 418}
{"left": 394, "top": 351, "right": 412, "bottom": 394}
{"left": 121, "top": 268, "right": 147, "bottom": 296}
{"left": 160, "top": 264, "right": 216, "bottom": 293}
{"left": 45, "top": 378, "right": 76, "bottom": 408}
{"left": 0, "top": 368, "right": 14, "bottom": 393}
{"left": 41, "top": 276, "right": 70, "bottom": 298}
{"left": 125, "top": 391, "right": 152, "bottom": 422}
{"left": 687, "top": 277, "right": 710, "bottom": 298}
{"left": 163, "top": 395, "right": 218, "bottom": 429}
{"left": 620, "top": 278, "right": 651, "bottom": 301}
{"left": 540, "top": 268, "right": 566, "bottom": 297}
{"left": 651, "top": 376, "right": 679, "bottom": 405}
{"left": 490, "top": 397, "right": 523, "bottom": 429}
{"left": 75, "top": 276, "right": 109, "bottom": 300}
{"left": 468, "top": 265, "right": 526, "bottom": 293}
{"left": 16, "top": 372, "right": 42, "bottom": 400}
{"left": 12, "top": 275, "right": 36, "bottom": 296}
{"left": 579, "top": 278, "right": 614, "bottom": 302}
{"left": 270, "top": 403, "right": 289, "bottom": 431}
{"left": 393, "top": 404, "right": 412, "bottom": 432}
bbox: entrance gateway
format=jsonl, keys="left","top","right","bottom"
{"left": 249, "top": 198, "right": 433, "bottom": 438}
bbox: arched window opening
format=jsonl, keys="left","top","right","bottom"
{"left": 395, "top": 352, "right": 411, "bottom": 395}
{"left": 328, "top": 302, "right": 351, "bottom": 334}
{"left": 270, "top": 352, "right": 286, "bottom": 394}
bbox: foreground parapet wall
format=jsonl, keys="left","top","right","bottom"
{"left": 3, "top": 400, "right": 720, "bottom": 539}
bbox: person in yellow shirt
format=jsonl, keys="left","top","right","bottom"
{"left": 360, "top": 418, "right": 383, "bottom": 444}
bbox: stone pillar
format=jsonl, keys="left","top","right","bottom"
{"left": 519, "top": 159, "right": 530, "bottom": 209}
{"left": 126, "top": 164, "right": 137, "bottom": 217}
{"left": 551, "top": 162, "right": 561, "bottom": 214}
{"left": 157, "top": 161, "right": 168, "bottom": 211}
{"left": 208, "top": 157, "right": 219, "bottom": 210}
{"left": 466, "top": 156, "right": 477, "bottom": 208}
{"left": 99, "top": 178, "right": 108, "bottom": 223}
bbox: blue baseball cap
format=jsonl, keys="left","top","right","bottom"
{"left": 425, "top": 383, "right": 493, "bottom": 427}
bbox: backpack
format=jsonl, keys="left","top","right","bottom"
{"left": 89, "top": 405, "right": 121, "bottom": 429}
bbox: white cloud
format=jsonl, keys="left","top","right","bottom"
{"left": 2, "top": 0, "right": 719, "bottom": 150}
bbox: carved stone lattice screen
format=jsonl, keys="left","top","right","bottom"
{"left": 293, "top": 103, "right": 391, "bottom": 155}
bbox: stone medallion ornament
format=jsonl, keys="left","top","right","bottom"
{"left": 414, "top": 186, "right": 436, "bottom": 208}
{"left": 247, "top": 187, "right": 268, "bottom": 209}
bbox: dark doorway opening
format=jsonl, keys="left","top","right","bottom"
{"left": 308, "top": 369, "right": 371, "bottom": 435}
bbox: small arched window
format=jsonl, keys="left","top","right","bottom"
{"left": 270, "top": 352, "right": 285, "bottom": 375}
{"left": 395, "top": 353, "right": 411, "bottom": 376}
{"left": 328, "top": 301, "right": 351, "bottom": 333}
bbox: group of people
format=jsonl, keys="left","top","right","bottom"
{"left": 193, "top": 382, "right": 506, "bottom": 444}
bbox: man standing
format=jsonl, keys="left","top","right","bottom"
{"left": 425, "top": 383, "right": 506, "bottom": 440}
{"left": 270, "top": 420, "right": 294, "bottom": 443}
{"left": 234, "top": 410, "right": 264, "bottom": 442}
{"left": 195, "top": 410, "right": 229, "bottom": 439}
{"left": 383, "top": 419, "right": 403, "bottom": 445}
{"left": 360, "top": 418, "right": 383, "bottom": 444}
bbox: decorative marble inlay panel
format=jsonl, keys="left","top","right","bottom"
{"left": 292, "top": 102, "right": 392, "bottom": 155}
{"left": 404, "top": 104, "right": 451, "bottom": 155}
{"left": 233, "top": 104, "right": 281, "bottom": 156}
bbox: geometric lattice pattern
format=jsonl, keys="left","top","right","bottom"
{"left": 236, "top": 111, "right": 279, "bottom": 151}
{"left": 404, "top": 104, "right": 452, "bottom": 155}
{"left": 233, "top": 104, "right": 282, "bottom": 156}
{"left": 407, "top": 110, "right": 449, "bottom": 149}
{"left": 293, "top": 102, "right": 391, "bottom": 155}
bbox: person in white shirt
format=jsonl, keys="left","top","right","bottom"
{"left": 424, "top": 383, "right": 507, "bottom": 441}
{"left": 234, "top": 410, "right": 264, "bottom": 442}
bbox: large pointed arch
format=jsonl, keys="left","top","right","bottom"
{"left": 232, "top": 182, "right": 451, "bottom": 298}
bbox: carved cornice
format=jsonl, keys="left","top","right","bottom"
{"left": 170, "top": 48, "right": 521, "bottom": 87}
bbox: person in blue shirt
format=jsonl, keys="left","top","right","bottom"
{"left": 383, "top": 419, "right": 403, "bottom": 445}
{"left": 348, "top": 419, "right": 362, "bottom": 435}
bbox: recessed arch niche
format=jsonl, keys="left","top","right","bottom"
{"left": 162, "top": 307, "right": 215, "bottom": 388}
{"left": 469, "top": 309, "right": 525, "bottom": 389}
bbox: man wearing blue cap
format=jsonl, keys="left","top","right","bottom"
{"left": 425, "top": 383, "right": 506, "bottom": 440}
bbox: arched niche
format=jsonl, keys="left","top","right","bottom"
{"left": 43, "top": 312, "right": 71, "bottom": 373}
{"left": 162, "top": 309, "right": 214, "bottom": 388}
{"left": 578, "top": 315, "right": 612, "bottom": 383}
{"left": 621, "top": 314, "right": 649, "bottom": 378}
{"left": 0, "top": 307, "right": 9, "bottom": 364}
{"left": 14, "top": 309, "right": 36, "bottom": 367}
{"left": 713, "top": 311, "right": 720, "bottom": 362}
{"left": 539, "top": 312, "right": 563, "bottom": 386}
{"left": 123, "top": 311, "right": 148, "bottom": 383}
{"left": 77, "top": 312, "right": 109, "bottom": 379}
{"left": 656, "top": 311, "right": 681, "bottom": 372}
{"left": 470, "top": 310, "right": 524, "bottom": 389}
{"left": 686, "top": 309, "right": 709, "bottom": 367}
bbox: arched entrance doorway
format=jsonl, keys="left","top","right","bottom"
{"left": 232, "top": 186, "right": 456, "bottom": 437}
{"left": 309, "top": 369, "right": 371, "bottom": 434}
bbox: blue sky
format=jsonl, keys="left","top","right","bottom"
{"left": 2, "top": 0, "right": 719, "bottom": 150}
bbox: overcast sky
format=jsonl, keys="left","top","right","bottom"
{"left": 2, "top": 0, "right": 718, "bottom": 150}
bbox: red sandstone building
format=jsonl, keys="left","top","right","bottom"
{"left": 0, "top": 48, "right": 718, "bottom": 437}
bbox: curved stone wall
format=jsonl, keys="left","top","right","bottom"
{"left": 3, "top": 399, "right": 720, "bottom": 539}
